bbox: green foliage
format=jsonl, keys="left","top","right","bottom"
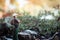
{"left": 0, "top": 10, "right": 60, "bottom": 34}
{"left": 17, "top": 10, "right": 60, "bottom": 34}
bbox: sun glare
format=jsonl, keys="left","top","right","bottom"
{"left": 3, "top": 0, "right": 60, "bottom": 17}
{"left": 16, "top": 0, "right": 29, "bottom": 8}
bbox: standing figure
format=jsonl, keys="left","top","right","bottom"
{"left": 11, "top": 14, "right": 20, "bottom": 40}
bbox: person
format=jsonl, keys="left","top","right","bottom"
{"left": 10, "top": 14, "right": 20, "bottom": 40}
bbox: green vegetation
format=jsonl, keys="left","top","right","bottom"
{"left": 18, "top": 10, "right": 60, "bottom": 34}
{"left": 0, "top": 10, "right": 60, "bottom": 35}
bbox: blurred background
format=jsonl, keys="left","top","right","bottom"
{"left": 0, "top": 0, "right": 60, "bottom": 18}
{"left": 0, "top": 0, "right": 60, "bottom": 39}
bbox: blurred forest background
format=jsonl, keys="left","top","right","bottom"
{"left": 0, "top": 0, "right": 60, "bottom": 35}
